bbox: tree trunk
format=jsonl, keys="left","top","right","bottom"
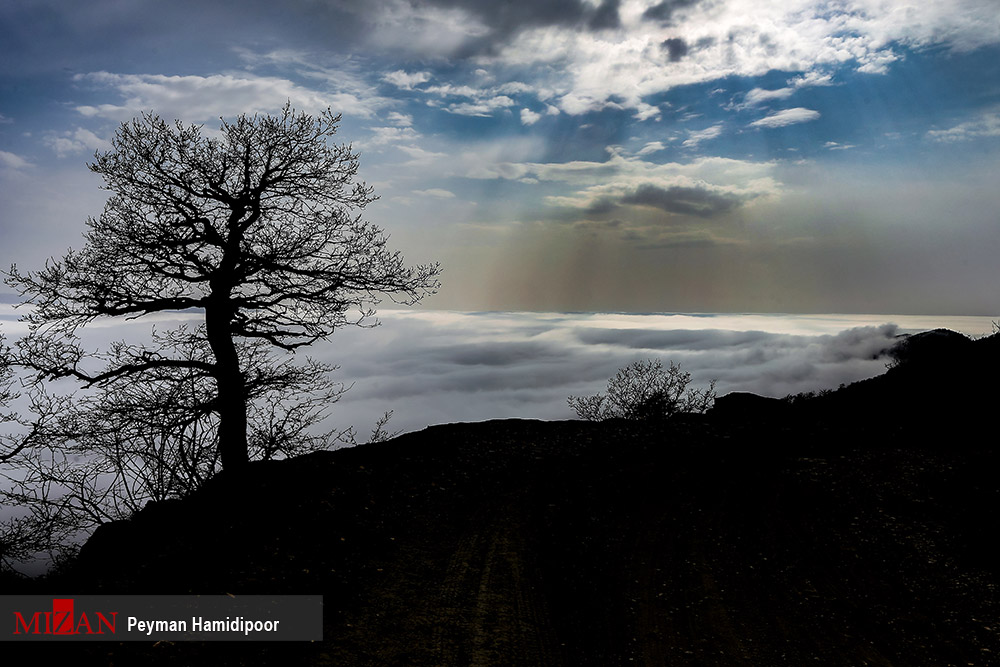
{"left": 205, "top": 299, "right": 249, "bottom": 470}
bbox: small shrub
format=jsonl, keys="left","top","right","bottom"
{"left": 568, "top": 359, "right": 716, "bottom": 422}
{"left": 782, "top": 388, "right": 833, "bottom": 405}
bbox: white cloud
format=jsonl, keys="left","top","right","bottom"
{"left": 927, "top": 109, "right": 1000, "bottom": 142}
{"left": 365, "top": 0, "right": 489, "bottom": 56}
{"left": 497, "top": 81, "right": 535, "bottom": 95}
{"left": 422, "top": 83, "right": 482, "bottom": 98}
{"left": 855, "top": 50, "right": 900, "bottom": 75}
{"left": 44, "top": 127, "right": 111, "bottom": 157}
{"left": 751, "top": 108, "right": 821, "bottom": 128}
{"left": 520, "top": 108, "right": 542, "bottom": 126}
{"left": 472, "top": 0, "right": 1000, "bottom": 117}
{"left": 446, "top": 95, "right": 514, "bottom": 117}
{"left": 413, "top": 188, "right": 456, "bottom": 199}
{"left": 469, "top": 151, "right": 776, "bottom": 187}
{"left": 397, "top": 144, "right": 447, "bottom": 165}
{"left": 366, "top": 125, "right": 421, "bottom": 146}
{"left": 0, "top": 150, "right": 32, "bottom": 170}
{"left": 683, "top": 124, "right": 724, "bottom": 148}
{"left": 386, "top": 111, "right": 413, "bottom": 127}
{"left": 634, "top": 102, "right": 661, "bottom": 122}
{"left": 824, "top": 141, "right": 856, "bottom": 151}
{"left": 74, "top": 71, "right": 385, "bottom": 122}
{"left": 636, "top": 141, "right": 666, "bottom": 156}
{"left": 744, "top": 87, "right": 795, "bottom": 106}
{"left": 383, "top": 70, "right": 432, "bottom": 90}
{"left": 789, "top": 71, "right": 834, "bottom": 88}
{"left": 402, "top": 75, "right": 539, "bottom": 119}
{"left": 732, "top": 72, "right": 833, "bottom": 111}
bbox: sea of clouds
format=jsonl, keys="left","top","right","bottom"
{"left": 303, "top": 310, "right": 996, "bottom": 437}
{"left": 1, "top": 304, "right": 996, "bottom": 439}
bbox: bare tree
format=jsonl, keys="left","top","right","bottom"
{"left": 6, "top": 104, "right": 440, "bottom": 471}
{"left": 0, "top": 335, "right": 76, "bottom": 570}
{"left": 568, "top": 359, "right": 716, "bottom": 421}
{"left": 0, "top": 336, "right": 65, "bottom": 467}
{"left": 1, "top": 330, "right": 349, "bottom": 570}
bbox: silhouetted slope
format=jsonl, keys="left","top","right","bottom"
{"left": 21, "top": 330, "right": 1000, "bottom": 665}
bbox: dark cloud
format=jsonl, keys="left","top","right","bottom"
{"left": 642, "top": 0, "right": 700, "bottom": 23}
{"left": 589, "top": 0, "right": 622, "bottom": 31}
{"left": 583, "top": 184, "right": 746, "bottom": 220}
{"left": 584, "top": 198, "right": 622, "bottom": 216}
{"left": 661, "top": 37, "right": 689, "bottom": 62}
{"left": 620, "top": 184, "right": 744, "bottom": 218}
{"left": 429, "top": 0, "right": 589, "bottom": 32}
{"left": 425, "top": 0, "right": 622, "bottom": 56}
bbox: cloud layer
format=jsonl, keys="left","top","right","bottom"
{"left": 286, "top": 310, "right": 996, "bottom": 435}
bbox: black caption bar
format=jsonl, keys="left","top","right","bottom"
{"left": 1, "top": 595, "right": 322, "bottom": 641}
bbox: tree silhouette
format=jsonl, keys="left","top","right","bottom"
{"left": 568, "top": 359, "right": 716, "bottom": 421}
{"left": 1, "top": 329, "right": 350, "bottom": 570}
{"left": 7, "top": 104, "right": 440, "bottom": 471}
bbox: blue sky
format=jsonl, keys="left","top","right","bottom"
{"left": 1, "top": 0, "right": 999, "bottom": 314}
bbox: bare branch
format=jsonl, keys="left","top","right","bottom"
{"left": 569, "top": 359, "right": 717, "bottom": 422}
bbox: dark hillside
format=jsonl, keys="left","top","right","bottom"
{"left": 14, "top": 330, "right": 1000, "bottom": 665}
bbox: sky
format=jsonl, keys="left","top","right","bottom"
{"left": 1, "top": 0, "right": 999, "bottom": 316}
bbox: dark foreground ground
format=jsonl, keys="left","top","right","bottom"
{"left": 6, "top": 329, "right": 1000, "bottom": 665}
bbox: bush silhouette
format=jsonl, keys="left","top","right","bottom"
{"left": 568, "top": 359, "right": 716, "bottom": 421}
